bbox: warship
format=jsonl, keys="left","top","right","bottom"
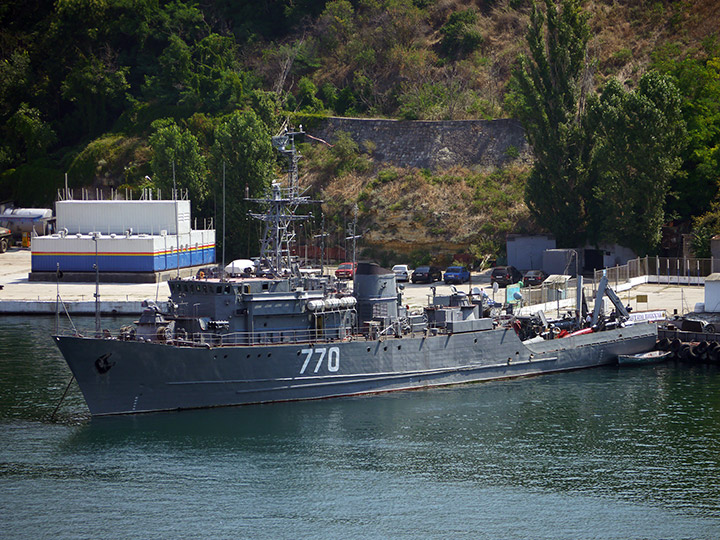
{"left": 54, "top": 130, "right": 657, "bottom": 416}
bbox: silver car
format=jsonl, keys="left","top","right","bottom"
{"left": 392, "top": 264, "right": 412, "bottom": 282}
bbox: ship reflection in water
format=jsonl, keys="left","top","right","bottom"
{"left": 2, "top": 315, "right": 720, "bottom": 539}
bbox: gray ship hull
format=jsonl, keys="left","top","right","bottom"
{"left": 54, "top": 322, "right": 657, "bottom": 416}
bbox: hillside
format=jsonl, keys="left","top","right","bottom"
{"left": 0, "top": 0, "right": 719, "bottom": 264}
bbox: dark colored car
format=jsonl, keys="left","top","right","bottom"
{"left": 335, "top": 262, "right": 357, "bottom": 279}
{"left": 490, "top": 265, "right": 523, "bottom": 287}
{"left": 444, "top": 266, "right": 471, "bottom": 284}
{"left": 523, "top": 269, "right": 548, "bottom": 286}
{"left": 411, "top": 265, "right": 442, "bottom": 284}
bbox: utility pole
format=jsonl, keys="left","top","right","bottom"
{"left": 346, "top": 204, "right": 361, "bottom": 269}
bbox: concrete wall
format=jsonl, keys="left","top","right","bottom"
{"left": 311, "top": 117, "right": 532, "bottom": 170}
{"left": 543, "top": 249, "right": 579, "bottom": 277}
{"left": 507, "top": 234, "right": 556, "bottom": 271}
{"left": 705, "top": 274, "right": 720, "bottom": 312}
{"left": 57, "top": 200, "right": 191, "bottom": 235}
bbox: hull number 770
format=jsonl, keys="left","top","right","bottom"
{"left": 299, "top": 347, "right": 340, "bottom": 374}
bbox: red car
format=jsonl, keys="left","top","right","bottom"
{"left": 335, "top": 262, "right": 357, "bottom": 279}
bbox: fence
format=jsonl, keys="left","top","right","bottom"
{"left": 593, "top": 256, "right": 712, "bottom": 286}
{"left": 515, "top": 256, "right": 713, "bottom": 315}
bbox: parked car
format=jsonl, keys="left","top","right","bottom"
{"left": 444, "top": 266, "right": 470, "bottom": 284}
{"left": 523, "top": 269, "right": 548, "bottom": 286}
{"left": 0, "top": 226, "right": 10, "bottom": 253}
{"left": 335, "top": 262, "right": 357, "bottom": 279}
{"left": 392, "top": 264, "right": 412, "bottom": 282}
{"left": 490, "top": 265, "right": 523, "bottom": 287}
{"left": 411, "top": 265, "right": 442, "bottom": 284}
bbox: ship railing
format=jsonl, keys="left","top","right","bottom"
{"left": 177, "top": 327, "right": 358, "bottom": 347}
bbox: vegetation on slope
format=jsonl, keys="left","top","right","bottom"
{"left": 0, "top": 0, "right": 718, "bottom": 263}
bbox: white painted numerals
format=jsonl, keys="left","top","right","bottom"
{"left": 300, "top": 347, "right": 340, "bottom": 374}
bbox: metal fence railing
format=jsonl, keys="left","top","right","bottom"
{"left": 514, "top": 256, "right": 713, "bottom": 313}
{"left": 594, "top": 256, "right": 712, "bottom": 285}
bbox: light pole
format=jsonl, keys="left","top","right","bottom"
{"left": 92, "top": 232, "right": 101, "bottom": 336}
{"left": 570, "top": 249, "right": 581, "bottom": 327}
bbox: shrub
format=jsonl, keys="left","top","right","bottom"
{"left": 439, "top": 9, "right": 484, "bottom": 58}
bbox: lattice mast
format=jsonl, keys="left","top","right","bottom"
{"left": 248, "top": 128, "right": 319, "bottom": 277}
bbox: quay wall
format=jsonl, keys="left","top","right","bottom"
{"left": 0, "top": 300, "right": 169, "bottom": 315}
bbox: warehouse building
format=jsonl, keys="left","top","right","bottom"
{"left": 30, "top": 198, "right": 215, "bottom": 282}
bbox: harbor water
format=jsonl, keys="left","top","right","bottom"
{"left": 2, "top": 315, "right": 720, "bottom": 539}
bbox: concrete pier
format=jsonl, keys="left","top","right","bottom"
{"left": 0, "top": 248, "right": 706, "bottom": 316}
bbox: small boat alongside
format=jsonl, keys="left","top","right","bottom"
{"left": 618, "top": 350, "right": 672, "bottom": 366}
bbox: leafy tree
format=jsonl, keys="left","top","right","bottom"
{"left": 506, "top": 0, "right": 591, "bottom": 247}
{"left": 149, "top": 119, "right": 208, "bottom": 211}
{"left": 60, "top": 54, "right": 130, "bottom": 138}
{"left": 317, "top": 0, "right": 355, "bottom": 50}
{"left": 296, "top": 76, "right": 323, "bottom": 112}
{"left": 248, "top": 90, "right": 282, "bottom": 133}
{"left": 5, "top": 103, "right": 57, "bottom": 163}
{"left": 691, "top": 201, "right": 720, "bottom": 258}
{"left": 209, "top": 110, "right": 274, "bottom": 259}
{"left": 143, "top": 34, "right": 193, "bottom": 104}
{"left": 0, "top": 51, "right": 34, "bottom": 120}
{"left": 187, "top": 33, "right": 245, "bottom": 111}
{"left": 585, "top": 72, "right": 687, "bottom": 255}
{"left": 654, "top": 54, "right": 720, "bottom": 220}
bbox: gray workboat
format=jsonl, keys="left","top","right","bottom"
{"left": 53, "top": 130, "right": 657, "bottom": 416}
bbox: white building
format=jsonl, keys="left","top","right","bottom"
{"left": 31, "top": 199, "right": 215, "bottom": 275}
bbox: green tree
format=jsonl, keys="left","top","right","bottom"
{"left": 585, "top": 72, "right": 687, "bottom": 255}
{"left": 143, "top": 34, "right": 193, "bottom": 104}
{"left": 186, "top": 33, "right": 245, "bottom": 111}
{"left": 691, "top": 201, "right": 720, "bottom": 258}
{"left": 248, "top": 90, "right": 282, "bottom": 133}
{"left": 654, "top": 54, "right": 720, "bottom": 220}
{"left": 209, "top": 110, "right": 274, "bottom": 259}
{"left": 149, "top": 119, "right": 208, "bottom": 211}
{"left": 60, "top": 54, "right": 130, "bottom": 137}
{"left": 5, "top": 103, "right": 57, "bottom": 163}
{"left": 507, "top": 0, "right": 591, "bottom": 247}
{"left": 297, "top": 76, "right": 323, "bottom": 112}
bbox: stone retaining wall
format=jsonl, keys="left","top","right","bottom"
{"left": 311, "top": 117, "right": 532, "bottom": 170}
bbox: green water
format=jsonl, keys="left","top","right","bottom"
{"left": 1, "top": 315, "right": 720, "bottom": 539}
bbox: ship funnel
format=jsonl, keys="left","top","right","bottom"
{"left": 353, "top": 262, "right": 398, "bottom": 326}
